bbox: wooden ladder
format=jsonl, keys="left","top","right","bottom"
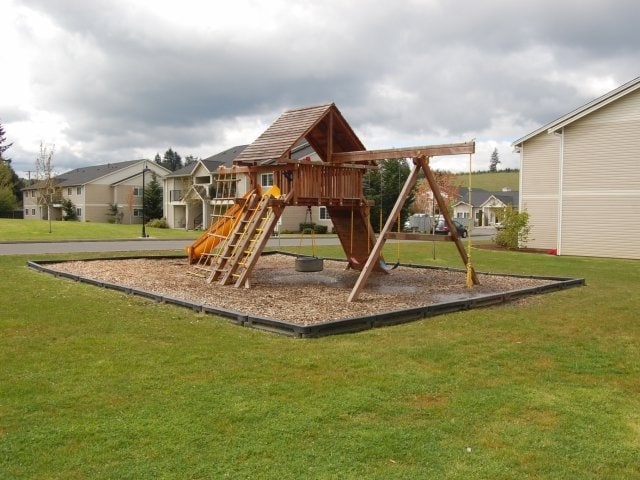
{"left": 186, "top": 189, "right": 253, "bottom": 278}
{"left": 186, "top": 208, "right": 243, "bottom": 278}
{"left": 205, "top": 191, "right": 263, "bottom": 285}
{"left": 208, "top": 190, "right": 279, "bottom": 288}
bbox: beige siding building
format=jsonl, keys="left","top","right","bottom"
{"left": 513, "top": 77, "right": 640, "bottom": 259}
{"left": 23, "top": 159, "right": 170, "bottom": 224}
{"left": 164, "top": 144, "right": 335, "bottom": 233}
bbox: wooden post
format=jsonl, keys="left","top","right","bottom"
{"left": 419, "top": 157, "right": 479, "bottom": 285}
{"left": 348, "top": 161, "right": 422, "bottom": 302}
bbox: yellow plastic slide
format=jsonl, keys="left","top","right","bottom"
{"left": 186, "top": 185, "right": 281, "bottom": 264}
{"left": 186, "top": 190, "right": 254, "bottom": 264}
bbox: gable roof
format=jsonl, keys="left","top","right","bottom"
{"left": 167, "top": 145, "right": 249, "bottom": 178}
{"left": 202, "top": 144, "right": 248, "bottom": 169}
{"left": 455, "top": 187, "right": 518, "bottom": 207}
{"left": 57, "top": 160, "right": 142, "bottom": 186}
{"left": 23, "top": 159, "right": 148, "bottom": 190}
{"left": 512, "top": 76, "right": 640, "bottom": 147}
{"left": 233, "top": 103, "right": 365, "bottom": 165}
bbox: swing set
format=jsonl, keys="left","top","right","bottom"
{"left": 186, "top": 103, "right": 478, "bottom": 300}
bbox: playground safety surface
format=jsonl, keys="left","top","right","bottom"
{"left": 31, "top": 252, "right": 584, "bottom": 338}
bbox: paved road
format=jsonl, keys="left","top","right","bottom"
{"left": 0, "top": 228, "right": 495, "bottom": 256}
{"left": 0, "top": 236, "right": 341, "bottom": 256}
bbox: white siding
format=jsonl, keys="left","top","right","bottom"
{"left": 520, "top": 133, "right": 561, "bottom": 250}
{"left": 560, "top": 89, "right": 640, "bottom": 259}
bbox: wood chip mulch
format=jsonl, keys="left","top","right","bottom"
{"left": 47, "top": 254, "right": 553, "bottom": 325}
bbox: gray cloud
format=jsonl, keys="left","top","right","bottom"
{"left": 4, "top": 0, "right": 639, "bottom": 175}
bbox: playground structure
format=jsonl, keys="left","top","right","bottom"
{"left": 186, "top": 103, "right": 478, "bottom": 302}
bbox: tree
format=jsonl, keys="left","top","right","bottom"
{"left": 183, "top": 155, "right": 198, "bottom": 166}
{"left": 60, "top": 198, "right": 77, "bottom": 220}
{"left": 489, "top": 147, "right": 501, "bottom": 172}
{"left": 0, "top": 162, "right": 18, "bottom": 213}
{"left": 364, "top": 159, "right": 414, "bottom": 232}
{"left": 0, "top": 121, "right": 13, "bottom": 159}
{"left": 127, "top": 187, "right": 135, "bottom": 224}
{"left": 107, "top": 203, "right": 123, "bottom": 224}
{"left": 34, "top": 142, "right": 58, "bottom": 233}
{"left": 143, "top": 173, "right": 163, "bottom": 221}
{"left": 494, "top": 205, "right": 531, "bottom": 249}
{"left": 411, "top": 170, "right": 459, "bottom": 218}
{"left": 0, "top": 121, "right": 21, "bottom": 211}
{"left": 155, "top": 148, "right": 182, "bottom": 171}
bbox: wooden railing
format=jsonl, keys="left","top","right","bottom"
{"left": 274, "top": 163, "right": 364, "bottom": 205}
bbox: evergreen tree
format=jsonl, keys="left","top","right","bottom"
{"left": 160, "top": 148, "right": 182, "bottom": 171}
{"left": 0, "top": 160, "right": 18, "bottom": 213}
{"left": 183, "top": 155, "right": 198, "bottom": 166}
{"left": 0, "top": 121, "right": 20, "bottom": 211}
{"left": 0, "top": 121, "right": 13, "bottom": 159}
{"left": 61, "top": 198, "right": 78, "bottom": 220}
{"left": 489, "top": 147, "right": 501, "bottom": 172}
{"left": 143, "top": 173, "right": 163, "bottom": 220}
{"left": 364, "top": 159, "right": 414, "bottom": 232}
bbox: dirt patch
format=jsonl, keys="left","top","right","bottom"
{"left": 47, "top": 254, "right": 555, "bottom": 325}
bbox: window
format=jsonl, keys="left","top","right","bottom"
{"left": 133, "top": 208, "right": 143, "bottom": 217}
{"left": 31, "top": 190, "right": 35, "bottom": 197}
{"left": 133, "top": 187, "right": 143, "bottom": 196}
{"left": 319, "top": 206, "right": 330, "bottom": 220}
{"left": 76, "top": 207, "right": 82, "bottom": 218}
{"left": 260, "top": 173, "right": 274, "bottom": 188}
{"left": 25, "top": 209, "right": 29, "bottom": 216}
{"left": 31, "top": 208, "right": 36, "bottom": 216}
{"left": 67, "top": 187, "right": 72, "bottom": 195}
{"left": 76, "top": 186, "right": 82, "bottom": 195}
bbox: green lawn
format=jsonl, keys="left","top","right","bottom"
{"left": 454, "top": 171, "right": 520, "bottom": 192}
{"left": 0, "top": 219, "right": 200, "bottom": 241}
{"left": 1, "top": 242, "right": 639, "bottom": 479}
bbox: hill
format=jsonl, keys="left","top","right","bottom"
{"left": 454, "top": 170, "right": 519, "bottom": 192}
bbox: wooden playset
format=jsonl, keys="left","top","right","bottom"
{"left": 186, "top": 103, "right": 477, "bottom": 302}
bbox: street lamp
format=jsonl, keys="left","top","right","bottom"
{"left": 141, "top": 165, "right": 151, "bottom": 238}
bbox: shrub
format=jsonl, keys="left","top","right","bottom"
{"left": 299, "top": 222, "right": 328, "bottom": 234}
{"left": 60, "top": 198, "right": 78, "bottom": 221}
{"left": 494, "top": 205, "right": 531, "bottom": 249}
{"left": 146, "top": 218, "right": 169, "bottom": 229}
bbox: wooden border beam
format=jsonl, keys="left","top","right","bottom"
{"left": 331, "top": 142, "right": 475, "bottom": 163}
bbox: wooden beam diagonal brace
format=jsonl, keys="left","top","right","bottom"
{"left": 347, "top": 161, "right": 422, "bottom": 302}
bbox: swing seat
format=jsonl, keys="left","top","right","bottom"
{"left": 295, "top": 256, "right": 324, "bottom": 272}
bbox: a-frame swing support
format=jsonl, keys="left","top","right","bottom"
{"left": 347, "top": 144, "right": 478, "bottom": 303}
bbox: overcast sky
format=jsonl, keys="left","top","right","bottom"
{"left": 2, "top": 0, "right": 638, "bottom": 178}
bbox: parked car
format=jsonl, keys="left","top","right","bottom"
{"left": 434, "top": 219, "right": 468, "bottom": 238}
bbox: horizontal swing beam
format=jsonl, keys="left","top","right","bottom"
{"left": 330, "top": 142, "right": 475, "bottom": 163}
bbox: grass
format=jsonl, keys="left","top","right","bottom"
{"left": 1, "top": 240, "right": 639, "bottom": 478}
{"left": 0, "top": 219, "right": 200, "bottom": 241}
{"left": 454, "top": 171, "right": 519, "bottom": 192}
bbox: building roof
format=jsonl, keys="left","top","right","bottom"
{"left": 233, "top": 103, "right": 366, "bottom": 165}
{"left": 512, "top": 76, "right": 640, "bottom": 147}
{"left": 456, "top": 187, "right": 518, "bottom": 207}
{"left": 23, "top": 159, "right": 147, "bottom": 190}
{"left": 167, "top": 145, "right": 249, "bottom": 178}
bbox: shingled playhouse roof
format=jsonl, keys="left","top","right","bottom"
{"left": 233, "top": 103, "right": 366, "bottom": 165}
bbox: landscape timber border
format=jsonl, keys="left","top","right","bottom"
{"left": 27, "top": 251, "right": 585, "bottom": 338}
